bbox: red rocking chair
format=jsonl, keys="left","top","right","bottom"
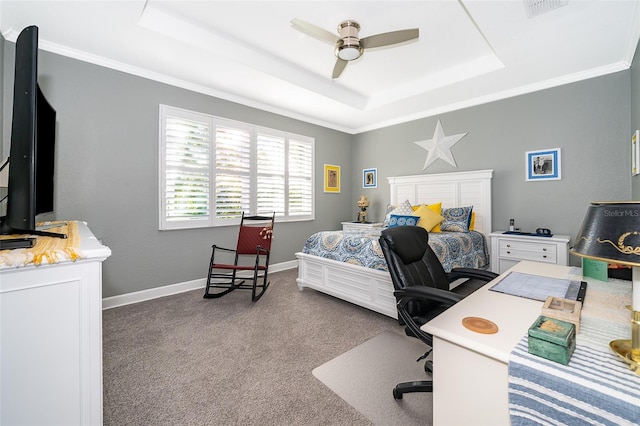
{"left": 203, "top": 212, "right": 275, "bottom": 302}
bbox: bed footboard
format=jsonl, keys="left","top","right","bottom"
{"left": 296, "top": 252, "right": 397, "bottom": 319}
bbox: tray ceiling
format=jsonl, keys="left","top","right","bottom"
{"left": 1, "top": 1, "right": 639, "bottom": 133}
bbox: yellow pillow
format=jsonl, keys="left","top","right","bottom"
{"left": 426, "top": 202, "right": 442, "bottom": 232}
{"left": 469, "top": 212, "right": 475, "bottom": 231}
{"left": 414, "top": 204, "right": 444, "bottom": 232}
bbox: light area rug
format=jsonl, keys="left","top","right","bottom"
{"left": 313, "top": 330, "right": 433, "bottom": 425}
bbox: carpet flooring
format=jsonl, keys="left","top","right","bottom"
{"left": 102, "top": 269, "right": 433, "bottom": 425}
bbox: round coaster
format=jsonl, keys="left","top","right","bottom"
{"left": 462, "top": 317, "right": 498, "bottom": 334}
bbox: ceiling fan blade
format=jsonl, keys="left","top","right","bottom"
{"left": 291, "top": 18, "right": 339, "bottom": 45}
{"left": 360, "top": 28, "right": 419, "bottom": 49}
{"left": 332, "top": 59, "right": 348, "bottom": 79}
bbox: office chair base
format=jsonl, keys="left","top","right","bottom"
{"left": 392, "top": 380, "right": 433, "bottom": 400}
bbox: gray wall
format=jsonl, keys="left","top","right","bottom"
{"left": 2, "top": 42, "right": 352, "bottom": 298}
{"left": 632, "top": 40, "right": 640, "bottom": 199}
{"left": 352, "top": 72, "right": 632, "bottom": 264}
{"left": 1, "top": 36, "right": 635, "bottom": 295}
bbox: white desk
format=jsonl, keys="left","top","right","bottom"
{"left": 421, "top": 261, "right": 584, "bottom": 426}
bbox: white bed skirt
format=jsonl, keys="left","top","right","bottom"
{"left": 295, "top": 251, "right": 397, "bottom": 319}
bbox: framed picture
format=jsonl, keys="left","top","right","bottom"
{"left": 363, "top": 168, "right": 377, "bottom": 188}
{"left": 633, "top": 130, "right": 639, "bottom": 176}
{"left": 526, "top": 148, "right": 561, "bottom": 181}
{"left": 324, "top": 164, "right": 340, "bottom": 193}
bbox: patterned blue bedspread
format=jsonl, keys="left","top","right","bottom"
{"left": 301, "top": 230, "right": 489, "bottom": 272}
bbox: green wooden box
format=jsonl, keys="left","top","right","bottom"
{"left": 527, "top": 315, "right": 576, "bottom": 365}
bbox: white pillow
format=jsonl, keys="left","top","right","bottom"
{"left": 391, "top": 200, "right": 414, "bottom": 216}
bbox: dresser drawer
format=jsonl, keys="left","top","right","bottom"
{"left": 499, "top": 239, "right": 557, "bottom": 263}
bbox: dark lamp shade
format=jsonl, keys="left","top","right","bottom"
{"left": 571, "top": 202, "right": 640, "bottom": 267}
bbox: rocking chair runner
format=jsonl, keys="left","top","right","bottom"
{"left": 203, "top": 212, "right": 275, "bottom": 302}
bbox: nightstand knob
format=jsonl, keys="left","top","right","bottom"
{"left": 543, "top": 248, "right": 547, "bottom": 251}
{"left": 543, "top": 255, "right": 547, "bottom": 258}
{"left": 506, "top": 244, "right": 511, "bottom": 248}
{"left": 506, "top": 251, "right": 511, "bottom": 254}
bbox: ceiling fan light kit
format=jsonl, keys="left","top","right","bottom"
{"left": 336, "top": 41, "right": 363, "bottom": 61}
{"left": 336, "top": 20, "right": 363, "bottom": 61}
{"left": 291, "top": 17, "right": 419, "bottom": 79}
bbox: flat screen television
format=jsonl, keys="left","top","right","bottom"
{"left": 0, "top": 25, "right": 65, "bottom": 241}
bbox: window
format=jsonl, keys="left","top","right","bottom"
{"left": 159, "top": 105, "right": 314, "bottom": 230}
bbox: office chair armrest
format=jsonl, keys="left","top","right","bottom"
{"left": 447, "top": 268, "right": 498, "bottom": 283}
{"left": 393, "top": 286, "right": 463, "bottom": 307}
{"left": 393, "top": 287, "right": 461, "bottom": 347}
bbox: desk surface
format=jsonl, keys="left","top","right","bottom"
{"left": 424, "top": 261, "right": 635, "bottom": 425}
{"left": 422, "top": 261, "right": 583, "bottom": 364}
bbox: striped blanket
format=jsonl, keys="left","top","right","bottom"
{"left": 508, "top": 336, "right": 640, "bottom": 425}
{"left": 509, "top": 277, "right": 640, "bottom": 425}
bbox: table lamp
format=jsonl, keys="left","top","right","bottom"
{"left": 356, "top": 195, "right": 369, "bottom": 223}
{"left": 570, "top": 201, "right": 640, "bottom": 373}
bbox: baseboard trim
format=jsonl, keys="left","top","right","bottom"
{"left": 102, "top": 260, "right": 298, "bottom": 310}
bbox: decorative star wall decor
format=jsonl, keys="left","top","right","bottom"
{"left": 414, "top": 119, "right": 468, "bottom": 169}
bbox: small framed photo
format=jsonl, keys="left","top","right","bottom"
{"left": 633, "top": 130, "right": 639, "bottom": 176}
{"left": 526, "top": 148, "right": 561, "bottom": 181}
{"left": 363, "top": 168, "right": 377, "bottom": 188}
{"left": 324, "top": 164, "right": 340, "bottom": 193}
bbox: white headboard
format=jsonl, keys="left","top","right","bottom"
{"left": 387, "top": 169, "right": 493, "bottom": 235}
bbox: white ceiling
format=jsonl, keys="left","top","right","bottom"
{"left": 1, "top": 0, "right": 639, "bottom": 134}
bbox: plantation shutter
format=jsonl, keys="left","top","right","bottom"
{"left": 288, "top": 139, "right": 313, "bottom": 216}
{"left": 256, "top": 133, "right": 285, "bottom": 215}
{"left": 160, "top": 105, "right": 314, "bottom": 229}
{"left": 215, "top": 125, "right": 251, "bottom": 220}
{"left": 163, "top": 115, "right": 210, "bottom": 225}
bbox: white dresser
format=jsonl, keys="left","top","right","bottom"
{"left": 489, "top": 231, "right": 570, "bottom": 274}
{"left": 0, "top": 222, "right": 111, "bottom": 426}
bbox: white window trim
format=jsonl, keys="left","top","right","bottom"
{"left": 159, "top": 105, "right": 315, "bottom": 230}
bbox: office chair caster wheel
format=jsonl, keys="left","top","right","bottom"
{"left": 393, "top": 388, "right": 403, "bottom": 400}
{"left": 425, "top": 360, "right": 433, "bottom": 374}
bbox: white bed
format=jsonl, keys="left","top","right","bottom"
{"left": 295, "top": 169, "right": 493, "bottom": 319}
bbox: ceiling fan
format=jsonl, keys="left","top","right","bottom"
{"left": 291, "top": 18, "right": 419, "bottom": 79}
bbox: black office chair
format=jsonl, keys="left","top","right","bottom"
{"left": 379, "top": 226, "right": 498, "bottom": 399}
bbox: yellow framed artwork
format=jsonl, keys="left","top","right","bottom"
{"left": 324, "top": 164, "right": 340, "bottom": 193}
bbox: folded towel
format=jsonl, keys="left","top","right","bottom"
{"left": 0, "top": 221, "right": 83, "bottom": 267}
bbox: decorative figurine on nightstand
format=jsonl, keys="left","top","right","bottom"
{"left": 356, "top": 195, "right": 370, "bottom": 223}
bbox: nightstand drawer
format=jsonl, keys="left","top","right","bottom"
{"left": 499, "top": 239, "right": 557, "bottom": 263}
{"left": 499, "top": 245, "right": 557, "bottom": 263}
{"left": 341, "top": 222, "right": 383, "bottom": 235}
{"left": 489, "top": 232, "right": 570, "bottom": 274}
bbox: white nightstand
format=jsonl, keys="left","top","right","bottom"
{"left": 341, "top": 221, "right": 383, "bottom": 236}
{"left": 488, "top": 231, "right": 570, "bottom": 274}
